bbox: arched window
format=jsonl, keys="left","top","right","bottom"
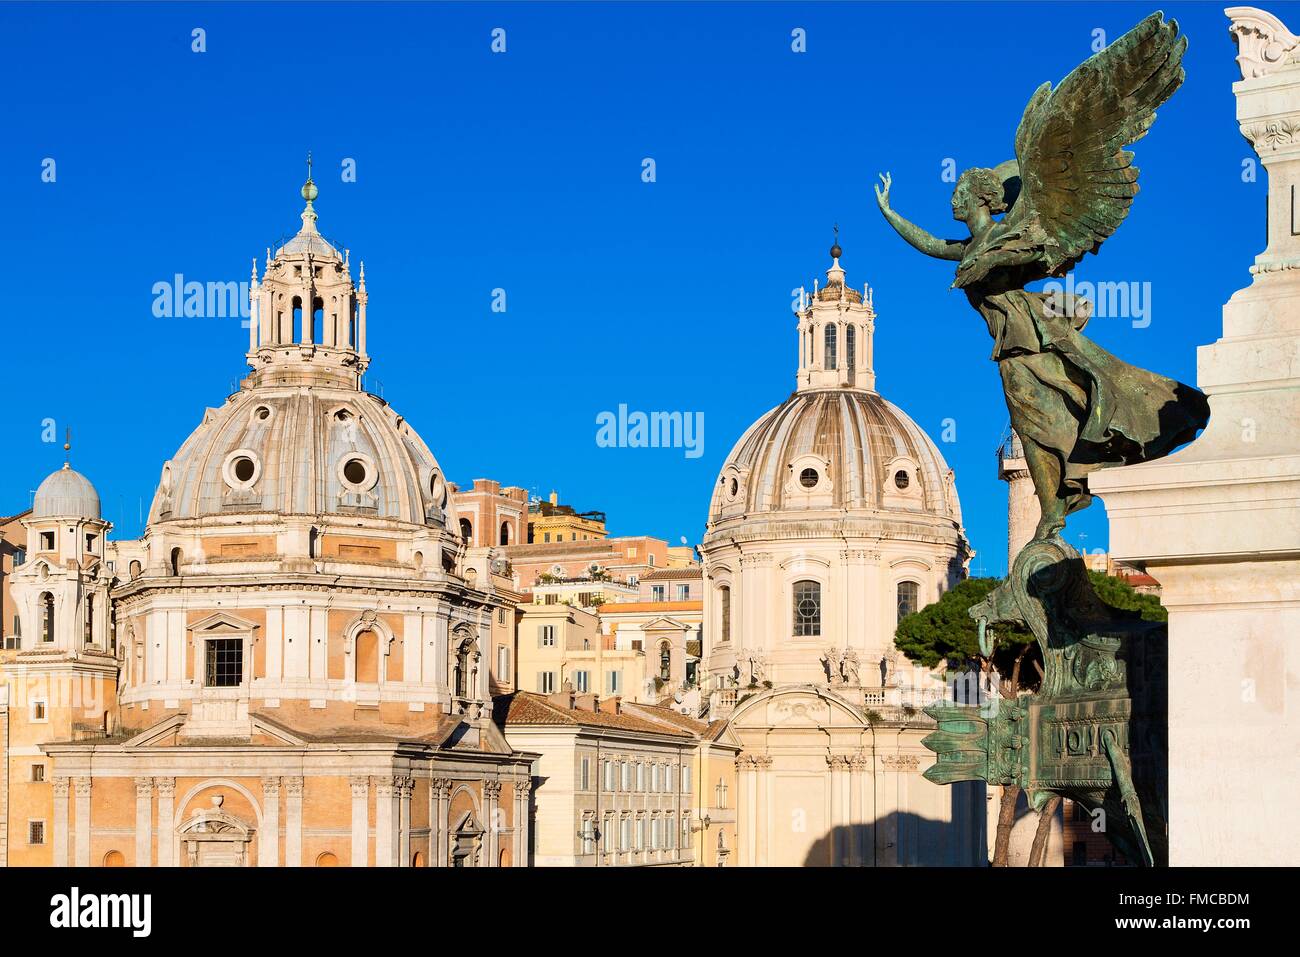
{"left": 292, "top": 297, "right": 304, "bottom": 342}
{"left": 793, "top": 580, "right": 821, "bottom": 637}
{"left": 500, "top": 521, "right": 510, "bottom": 546}
{"left": 459, "top": 518, "right": 473, "bottom": 542}
{"left": 355, "top": 629, "right": 379, "bottom": 684}
{"left": 659, "top": 643, "right": 671, "bottom": 681}
{"left": 315, "top": 852, "right": 339, "bottom": 867}
{"left": 453, "top": 639, "right": 474, "bottom": 698}
{"left": 169, "top": 548, "right": 182, "bottom": 576}
{"left": 719, "top": 585, "right": 731, "bottom": 644}
{"left": 897, "top": 581, "right": 920, "bottom": 623}
{"left": 312, "top": 298, "right": 324, "bottom": 344}
{"left": 40, "top": 592, "right": 55, "bottom": 643}
{"left": 824, "top": 323, "right": 838, "bottom": 370}
{"left": 128, "top": 560, "right": 142, "bottom": 580}
{"left": 103, "top": 850, "right": 125, "bottom": 867}
{"left": 845, "top": 325, "right": 856, "bottom": 370}
{"left": 308, "top": 526, "right": 320, "bottom": 560}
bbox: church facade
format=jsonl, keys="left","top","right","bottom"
{"left": 700, "top": 244, "right": 986, "bottom": 866}
{"left": 1, "top": 173, "right": 534, "bottom": 867}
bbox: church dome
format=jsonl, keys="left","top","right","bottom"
{"left": 709, "top": 389, "right": 961, "bottom": 524}
{"left": 33, "top": 465, "right": 101, "bottom": 519}
{"left": 149, "top": 386, "right": 449, "bottom": 527}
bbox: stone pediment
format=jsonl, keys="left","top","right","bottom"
{"left": 727, "top": 684, "right": 867, "bottom": 730}
{"left": 188, "top": 611, "right": 259, "bottom": 633}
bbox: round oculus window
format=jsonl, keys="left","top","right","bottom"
{"left": 343, "top": 458, "right": 368, "bottom": 486}
{"left": 894, "top": 469, "right": 911, "bottom": 490}
{"left": 729, "top": 477, "right": 739, "bottom": 497}
{"left": 232, "top": 456, "right": 256, "bottom": 483}
{"left": 799, "top": 467, "right": 819, "bottom": 489}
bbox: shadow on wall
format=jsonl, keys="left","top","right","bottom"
{"left": 802, "top": 783, "right": 987, "bottom": 867}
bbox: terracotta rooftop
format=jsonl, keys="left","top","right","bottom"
{"left": 494, "top": 692, "right": 695, "bottom": 738}
{"left": 640, "top": 566, "right": 702, "bottom": 581}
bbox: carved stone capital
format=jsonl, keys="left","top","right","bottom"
{"left": 483, "top": 780, "right": 503, "bottom": 801}
{"left": 283, "top": 776, "right": 304, "bottom": 797}
{"left": 154, "top": 777, "right": 176, "bottom": 798}
{"left": 826, "top": 754, "right": 851, "bottom": 771}
{"left": 882, "top": 753, "right": 921, "bottom": 772}
{"left": 261, "top": 776, "right": 282, "bottom": 797}
{"left": 73, "top": 776, "right": 92, "bottom": 797}
{"left": 349, "top": 776, "right": 370, "bottom": 798}
{"left": 133, "top": 777, "right": 153, "bottom": 798}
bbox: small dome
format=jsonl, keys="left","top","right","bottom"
{"left": 709, "top": 389, "right": 961, "bottom": 524}
{"left": 33, "top": 465, "right": 101, "bottom": 519}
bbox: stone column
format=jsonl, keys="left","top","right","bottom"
{"left": 1089, "top": 6, "right": 1300, "bottom": 866}
{"left": 432, "top": 779, "right": 451, "bottom": 867}
{"left": 827, "top": 755, "right": 847, "bottom": 865}
{"left": 284, "top": 777, "right": 303, "bottom": 867}
{"left": 73, "top": 777, "right": 91, "bottom": 867}
{"left": 51, "top": 778, "right": 71, "bottom": 867}
{"left": 155, "top": 778, "right": 175, "bottom": 867}
{"left": 849, "top": 751, "right": 872, "bottom": 867}
{"left": 397, "top": 776, "right": 413, "bottom": 867}
{"left": 374, "top": 777, "right": 397, "bottom": 867}
{"left": 260, "top": 777, "right": 281, "bottom": 867}
{"left": 513, "top": 778, "right": 532, "bottom": 866}
{"left": 753, "top": 755, "right": 771, "bottom": 866}
{"left": 132, "top": 777, "right": 152, "bottom": 868}
{"left": 350, "top": 776, "right": 369, "bottom": 867}
{"left": 483, "top": 780, "right": 501, "bottom": 867}
{"left": 736, "top": 755, "right": 755, "bottom": 867}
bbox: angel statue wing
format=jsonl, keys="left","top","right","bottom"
{"left": 965, "top": 12, "right": 1186, "bottom": 285}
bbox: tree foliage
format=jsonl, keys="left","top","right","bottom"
{"left": 1087, "top": 570, "right": 1167, "bottom": 622}
{"left": 893, "top": 577, "right": 1035, "bottom": 679}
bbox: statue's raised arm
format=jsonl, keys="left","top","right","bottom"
{"left": 874, "top": 172, "right": 966, "bottom": 262}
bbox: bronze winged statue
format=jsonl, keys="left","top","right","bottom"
{"left": 876, "top": 11, "right": 1209, "bottom": 543}
{"left": 879, "top": 12, "right": 1208, "bottom": 867}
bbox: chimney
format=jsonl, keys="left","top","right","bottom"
{"left": 574, "top": 693, "right": 599, "bottom": 712}
{"left": 599, "top": 696, "right": 622, "bottom": 716}
{"left": 548, "top": 689, "right": 575, "bottom": 711}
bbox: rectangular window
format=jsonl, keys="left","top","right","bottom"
{"left": 683, "top": 765, "right": 692, "bottom": 793}
{"left": 636, "top": 817, "right": 646, "bottom": 851}
{"left": 84, "top": 595, "right": 94, "bottom": 647}
{"left": 28, "top": 821, "right": 45, "bottom": 845}
{"left": 544, "top": 533, "right": 551, "bottom": 543}
{"left": 651, "top": 585, "right": 665, "bottom": 602}
{"left": 205, "top": 638, "right": 243, "bottom": 687}
{"left": 497, "top": 608, "right": 505, "bottom": 625}
{"left": 721, "top": 586, "right": 731, "bottom": 643}
{"left": 620, "top": 817, "right": 630, "bottom": 851}
{"left": 543, "top": 594, "right": 558, "bottom": 605}
{"left": 682, "top": 815, "right": 691, "bottom": 848}
{"left": 85, "top": 533, "right": 96, "bottom": 553}
{"left": 666, "top": 765, "right": 675, "bottom": 793}
{"left": 31, "top": 700, "right": 47, "bottom": 722}
{"left": 604, "top": 760, "right": 615, "bottom": 791}
{"left": 581, "top": 816, "right": 595, "bottom": 855}
{"left": 635, "top": 763, "right": 644, "bottom": 791}
{"left": 621, "top": 761, "right": 630, "bottom": 791}
{"left": 602, "top": 815, "right": 613, "bottom": 853}
{"left": 31, "top": 764, "right": 46, "bottom": 783}
{"left": 676, "top": 584, "right": 690, "bottom": 601}
{"left": 497, "top": 645, "right": 510, "bottom": 681}
{"left": 652, "top": 764, "right": 661, "bottom": 792}
{"left": 651, "top": 816, "right": 661, "bottom": 850}
{"left": 539, "top": 671, "right": 556, "bottom": 694}
{"left": 793, "top": 580, "right": 822, "bottom": 637}
{"left": 575, "top": 670, "right": 590, "bottom": 693}
{"left": 667, "top": 813, "right": 677, "bottom": 848}
{"left": 40, "top": 531, "right": 55, "bottom": 551}
{"left": 540, "top": 625, "right": 556, "bottom": 647}
{"left": 607, "top": 670, "right": 621, "bottom": 694}
{"left": 580, "top": 757, "right": 590, "bottom": 791}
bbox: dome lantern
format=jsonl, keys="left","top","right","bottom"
{"left": 795, "top": 236, "right": 876, "bottom": 393}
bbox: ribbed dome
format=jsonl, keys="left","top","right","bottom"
{"left": 709, "top": 389, "right": 961, "bottom": 524}
{"left": 149, "top": 385, "right": 450, "bottom": 527}
{"left": 33, "top": 466, "right": 101, "bottom": 519}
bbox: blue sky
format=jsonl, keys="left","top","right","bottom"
{"left": 0, "top": 1, "right": 1271, "bottom": 575}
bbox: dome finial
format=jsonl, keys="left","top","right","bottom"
{"left": 830, "top": 223, "right": 842, "bottom": 262}
{"left": 63, "top": 426, "right": 71, "bottom": 469}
